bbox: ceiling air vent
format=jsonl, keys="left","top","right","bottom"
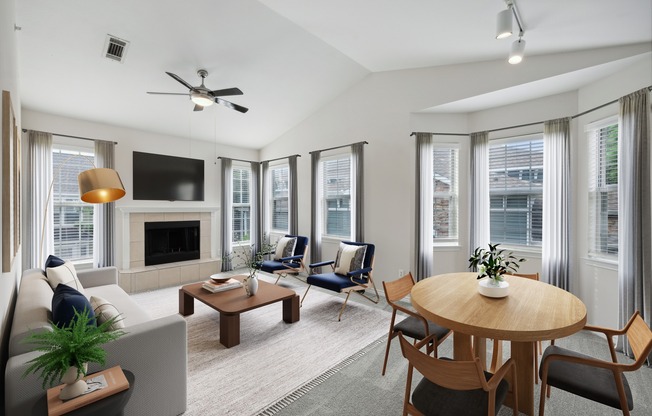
{"left": 103, "top": 35, "right": 129, "bottom": 63}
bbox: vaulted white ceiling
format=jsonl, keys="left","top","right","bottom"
{"left": 16, "top": 0, "right": 652, "bottom": 148}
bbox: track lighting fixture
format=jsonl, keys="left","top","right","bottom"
{"left": 509, "top": 37, "right": 526, "bottom": 64}
{"left": 495, "top": 0, "right": 526, "bottom": 64}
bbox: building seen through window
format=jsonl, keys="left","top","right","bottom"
{"left": 433, "top": 146, "right": 459, "bottom": 243}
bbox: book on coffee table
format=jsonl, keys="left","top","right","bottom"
{"left": 202, "top": 278, "right": 243, "bottom": 293}
{"left": 47, "top": 365, "right": 129, "bottom": 416}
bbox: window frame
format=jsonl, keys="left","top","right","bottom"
{"left": 51, "top": 143, "right": 96, "bottom": 265}
{"left": 320, "top": 151, "right": 352, "bottom": 240}
{"left": 488, "top": 133, "right": 544, "bottom": 250}
{"left": 231, "top": 163, "right": 252, "bottom": 244}
{"left": 586, "top": 115, "right": 619, "bottom": 259}
{"left": 269, "top": 163, "right": 290, "bottom": 233}
{"left": 432, "top": 144, "right": 459, "bottom": 245}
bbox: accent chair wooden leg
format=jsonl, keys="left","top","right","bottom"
{"left": 338, "top": 291, "right": 353, "bottom": 321}
{"left": 300, "top": 285, "right": 311, "bottom": 307}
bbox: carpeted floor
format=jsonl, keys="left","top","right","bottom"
{"left": 260, "top": 315, "right": 652, "bottom": 416}
{"left": 130, "top": 271, "right": 391, "bottom": 416}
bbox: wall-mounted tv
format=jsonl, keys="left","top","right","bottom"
{"left": 133, "top": 151, "right": 204, "bottom": 201}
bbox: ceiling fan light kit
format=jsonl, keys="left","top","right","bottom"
{"left": 147, "top": 69, "right": 248, "bottom": 113}
{"left": 496, "top": 0, "right": 526, "bottom": 64}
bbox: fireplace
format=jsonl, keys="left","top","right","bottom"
{"left": 144, "top": 221, "right": 200, "bottom": 266}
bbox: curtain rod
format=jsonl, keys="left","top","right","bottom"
{"left": 260, "top": 154, "right": 301, "bottom": 164}
{"left": 22, "top": 129, "right": 118, "bottom": 145}
{"left": 217, "top": 156, "right": 258, "bottom": 164}
{"left": 410, "top": 85, "right": 652, "bottom": 137}
{"left": 309, "top": 140, "right": 368, "bottom": 155}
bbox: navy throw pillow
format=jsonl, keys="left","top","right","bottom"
{"left": 51, "top": 284, "right": 96, "bottom": 328}
{"left": 45, "top": 254, "right": 65, "bottom": 270}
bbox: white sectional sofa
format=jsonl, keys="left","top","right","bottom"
{"left": 4, "top": 267, "right": 187, "bottom": 416}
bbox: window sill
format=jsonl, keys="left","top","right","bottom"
{"left": 583, "top": 256, "right": 618, "bottom": 271}
{"left": 433, "top": 243, "right": 461, "bottom": 252}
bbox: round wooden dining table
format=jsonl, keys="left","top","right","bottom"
{"left": 411, "top": 272, "right": 587, "bottom": 416}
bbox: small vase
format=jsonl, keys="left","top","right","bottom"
{"left": 244, "top": 273, "right": 258, "bottom": 297}
{"left": 59, "top": 363, "right": 88, "bottom": 400}
{"left": 478, "top": 277, "right": 509, "bottom": 298}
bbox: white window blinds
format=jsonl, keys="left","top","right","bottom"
{"left": 587, "top": 117, "right": 619, "bottom": 257}
{"left": 322, "top": 155, "right": 351, "bottom": 238}
{"left": 232, "top": 166, "right": 251, "bottom": 243}
{"left": 433, "top": 146, "right": 459, "bottom": 242}
{"left": 489, "top": 135, "right": 544, "bottom": 247}
{"left": 271, "top": 165, "right": 289, "bottom": 232}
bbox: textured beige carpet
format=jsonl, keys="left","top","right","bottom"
{"left": 130, "top": 273, "right": 390, "bottom": 416}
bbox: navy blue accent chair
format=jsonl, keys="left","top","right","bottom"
{"left": 259, "top": 235, "right": 309, "bottom": 284}
{"left": 302, "top": 241, "right": 379, "bottom": 321}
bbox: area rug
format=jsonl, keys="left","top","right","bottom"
{"left": 130, "top": 273, "right": 391, "bottom": 416}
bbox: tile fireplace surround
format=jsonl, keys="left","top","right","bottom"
{"left": 118, "top": 208, "right": 221, "bottom": 293}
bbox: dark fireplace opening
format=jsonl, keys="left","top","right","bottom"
{"left": 144, "top": 220, "right": 200, "bottom": 266}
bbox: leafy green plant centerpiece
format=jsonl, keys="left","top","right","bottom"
{"left": 224, "top": 236, "right": 276, "bottom": 296}
{"left": 23, "top": 307, "right": 124, "bottom": 398}
{"left": 469, "top": 243, "right": 526, "bottom": 285}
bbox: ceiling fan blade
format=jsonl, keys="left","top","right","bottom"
{"left": 216, "top": 97, "right": 249, "bottom": 113}
{"left": 210, "top": 87, "right": 243, "bottom": 97}
{"left": 166, "top": 72, "right": 195, "bottom": 91}
{"left": 193, "top": 104, "right": 204, "bottom": 112}
{"left": 147, "top": 92, "right": 189, "bottom": 96}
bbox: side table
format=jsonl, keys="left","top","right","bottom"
{"left": 33, "top": 369, "right": 135, "bottom": 416}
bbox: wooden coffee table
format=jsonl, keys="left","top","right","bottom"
{"left": 179, "top": 275, "right": 300, "bottom": 348}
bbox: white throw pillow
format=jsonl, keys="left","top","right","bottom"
{"left": 274, "top": 237, "right": 297, "bottom": 261}
{"left": 46, "top": 261, "right": 86, "bottom": 296}
{"left": 334, "top": 243, "right": 367, "bottom": 275}
{"left": 90, "top": 296, "right": 125, "bottom": 331}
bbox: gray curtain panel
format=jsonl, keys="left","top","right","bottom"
{"left": 288, "top": 155, "right": 299, "bottom": 235}
{"left": 250, "top": 161, "right": 261, "bottom": 253}
{"left": 261, "top": 161, "right": 270, "bottom": 237}
{"left": 94, "top": 140, "right": 117, "bottom": 267}
{"left": 414, "top": 133, "right": 433, "bottom": 281}
{"left": 351, "top": 142, "right": 365, "bottom": 242}
{"left": 470, "top": 131, "right": 490, "bottom": 256}
{"left": 24, "top": 130, "right": 52, "bottom": 269}
{"left": 542, "top": 118, "right": 571, "bottom": 290}
{"left": 220, "top": 158, "right": 233, "bottom": 271}
{"left": 616, "top": 88, "right": 651, "bottom": 361}
{"left": 310, "top": 151, "right": 321, "bottom": 266}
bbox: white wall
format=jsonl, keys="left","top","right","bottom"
{"left": 0, "top": 0, "right": 21, "bottom": 409}
{"left": 260, "top": 45, "right": 651, "bottom": 328}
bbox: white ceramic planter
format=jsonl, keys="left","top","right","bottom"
{"left": 244, "top": 274, "right": 258, "bottom": 296}
{"left": 478, "top": 277, "right": 510, "bottom": 298}
{"left": 59, "top": 363, "right": 88, "bottom": 400}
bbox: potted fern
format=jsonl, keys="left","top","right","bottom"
{"left": 23, "top": 307, "right": 124, "bottom": 399}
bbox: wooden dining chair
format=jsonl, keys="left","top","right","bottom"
{"left": 399, "top": 333, "right": 518, "bottom": 416}
{"left": 538, "top": 311, "right": 652, "bottom": 416}
{"left": 490, "top": 272, "right": 545, "bottom": 381}
{"left": 381, "top": 272, "right": 451, "bottom": 375}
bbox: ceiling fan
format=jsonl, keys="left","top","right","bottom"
{"left": 147, "top": 69, "right": 248, "bottom": 113}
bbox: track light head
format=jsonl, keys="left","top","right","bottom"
{"left": 496, "top": 7, "right": 513, "bottom": 39}
{"left": 508, "top": 37, "right": 526, "bottom": 64}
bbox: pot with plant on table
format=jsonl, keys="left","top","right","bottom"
{"left": 469, "top": 243, "right": 526, "bottom": 298}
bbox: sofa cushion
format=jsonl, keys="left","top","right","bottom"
{"left": 46, "top": 261, "right": 86, "bottom": 296}
{"left": 90, "top": 296, "right": 125, "bottom": 331}
{"left": 44, "top": 254, "right": 65, "bottom": 269}
{"left": 51, "top": 284, "right": 95, "bottom": 328}
{"left": 85, "top": 285, "right": 152, "bottom": 327}
{"left": 274, "top": 236, "right": 297, "bottom": 261}
{"left": 334, "top": 243, "right": 367, "bottom": 275}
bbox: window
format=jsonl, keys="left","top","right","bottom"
{"left": 433, "top": 146, "right": 459, "bottom": 243}
{"left": 489, "top": 135, "right": 543, "bottom": 247}
{"left": 52, "top": 147, "right": 95, "bottom": 262}
{"left": 321, "top": 154, "right": 351, "bottom": 238}
{"left": 232, "top": 165, "right": 251, "bottom": 243}
{"left": 270, "top": 165, "right": 289, "bottom": 232}
{"left": 587, "top": 117, "right": 618, "bottom": 257}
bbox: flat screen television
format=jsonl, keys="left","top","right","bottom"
{"left": 133, "top": 151, "right": 204, "bottom": 201}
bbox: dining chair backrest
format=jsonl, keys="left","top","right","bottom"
{"left": 399, "top": 332, "right": 487, "bottom": 391}
{"left": 383, "top": 272, "right": 414, "bottom": 304}
{"left": 506, "top": 272, "right": 539, "bottom": 281}
{"left": 627, "top": 313, "right": 652, "bottom": 368}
